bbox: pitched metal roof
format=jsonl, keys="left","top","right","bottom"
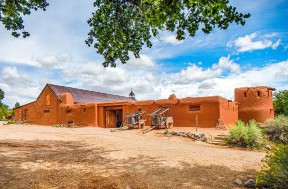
{"left": 48, "top": 84, "right": 136, "bottom": 103}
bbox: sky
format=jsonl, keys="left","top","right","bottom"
{"left": 0, "top": 0, "right": 288, "bottom": 108}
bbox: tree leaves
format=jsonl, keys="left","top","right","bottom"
{"left": 87, "top": 0, "right": 250, "bottom": 67}
{"left": 0, "top": 0, "right": 250, "bottom": 68}
{"left": 0, "top": 0, "right": 49, "bottom": 38}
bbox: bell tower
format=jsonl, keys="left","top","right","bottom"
{"left": 129, "top": 88, "right": 135, "bottom": 100}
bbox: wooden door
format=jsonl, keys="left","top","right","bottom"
{"left": 105, "top": 110, "right": 116, "bottom": 128}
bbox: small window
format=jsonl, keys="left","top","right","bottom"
{"left": 83, "top": 108, "right": 86, "bottom": 112}
{"left": 244, "top": 92, "right": 247, "bottom": 97}
{"left": 44, "top": 109, "right": 50, "bottom": 113}
{"left": 257, "top": 91, "right": 260, "bottom": 97}
{"left": 66, "top": 110, "right": 72, "bottom": 114}
{"left": 233, "top": 107, "right": 235, "bottom": 112}
{"left": 189, "top": 105, "right": 200, "bottom": 111}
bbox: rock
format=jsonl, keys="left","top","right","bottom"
{"left": 201, "top": 135, "right": 208, "bottom": 142}
{"left": 265, "top": 145, "right": 271, "bottom": 150}
{"left": 177, "top": 132, "right": 181, "bottom": 136}
{"left": 244, "top": 179, "right": 256, "bottom": 188}
{"left": 194, "top": 132, "right": 204, "bottom": 138}
{"left": 165, "top": 133, "right": 172, "bottom": 137}
{"left": 234, "top": 179, "right": 242, "bottom": 185}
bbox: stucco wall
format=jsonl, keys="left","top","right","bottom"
{"left": 126, "top": 96, "right": 224, "bottom": 128}
{"left": 14, "top": 102, "right": 36, "bottom": 123}
{"left": 34, "top": 86, "right": 61, "bottom": 125}
{"left": 219, "top": 98, "right": 238, "bottom": 126}
{"left": 235, "top": 86, "right": 274, "bottom": 123}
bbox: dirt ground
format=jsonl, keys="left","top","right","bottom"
{"left": 0, "top": 124, "right": 265, "bottom": 189}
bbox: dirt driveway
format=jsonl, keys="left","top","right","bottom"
{"left": 0, "top": 125, "right": 265, "bottom": 189}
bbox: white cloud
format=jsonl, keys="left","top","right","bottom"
{"left": 262, "top": 32, "right": 278, "bottom": 38}
{"left": 33, "top": 53, "right": 73, "bottom": 68}
{"left": 272, "top": 39, "right": 281, "bottom": 49}
{"left": 228, "top": 33, "right": 281, "bottom": 52}
{"left": 0, "top": 66, "right": 41, "bottom": 107}
{"left": 172, "top": 55, "right": 240, "bottom": 84}
{"left": 163, "top": 35, "right": 184, "bottom": 45}
{"left": 2, "top": 66, "right": 21, "bottom": 80}
{"left": 126, "top": 54, "right": 155, "bottom": 68}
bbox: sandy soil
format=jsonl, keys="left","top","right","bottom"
{"left": 0, "top": 124, "right": 265, "bottom": 189}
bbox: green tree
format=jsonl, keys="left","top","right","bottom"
{"left": 0, "top": 0, "right": 49, "bottom": 38}
{"left": 0, "top": 88, "right": 4, "bottom": 105}
{"left": 14, "top": 102, "right": 20, "bottom": 108}
{"left": 273, "top": 90, "right": 288, "bottom": 116}
{"left": 0, "top": 103, "right": 9, "bottom": 120}
{"left": 1, "top": 0, "right": 250, "bottom": 67}
{"left": 257, "top": 145, "right": 288, "bottom": 188}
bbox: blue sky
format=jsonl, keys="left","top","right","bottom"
{"left": 0, "top": 0, "right": 287, "bottom": 107}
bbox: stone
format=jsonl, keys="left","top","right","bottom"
{"left": 165, "top": 133, "right": 172, "bottom": 137}
{"left": 201, "top": 135, "right": 208, "bottom": 142}
{"left": 265, "top": 145, "right": 271, "bottom": 150}
{"left": 234, "top": 179, "right": 242, "bottom": 185}
{"left": 244, "top": 179, "right": 256, "bottom": 188}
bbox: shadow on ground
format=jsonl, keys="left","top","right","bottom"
{"left": 0, "top": 140, "right": 255, "bottom": 189}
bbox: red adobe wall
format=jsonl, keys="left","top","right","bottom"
{"left": 235, "top": 86, "right": 275, "bottom": 123}
{"left": 59, "top": 93, "right": 99, "bottom": 126}
{"left": 219, "top": 98, "right": 238, "bottom": 126}
{"left": 34, "top": 85, "right": 61, "bottom": 125}
{"left": 126, "top": 95, "right": 232, "bottom": 128}
{"left": 14, "top": 102, "right": 36, "bottom": 123}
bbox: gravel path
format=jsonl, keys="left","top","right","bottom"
{"left": 0, "top": 124, "right": 265, "bottom": 188}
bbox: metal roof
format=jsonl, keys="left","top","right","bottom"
{"left": 48, "top": 84, "right": 136, "bottom": 103}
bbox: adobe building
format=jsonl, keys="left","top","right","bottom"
{"left": 14, "top": 84, "right": 275, "bottom": 128}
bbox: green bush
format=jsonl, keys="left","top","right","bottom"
{"left": 262, "top": 115, "right": 288, "bottom": 144}
{"left": 226, "top": 120, "right": 263, "bottom": 148}
{"left": 256, "top": 145, "right": 288, "bottom": 188}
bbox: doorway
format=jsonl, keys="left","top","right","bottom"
{"left": 24, "top": 109, "right": 28, "bottom": 121}
{"left": 105, "top": 107, "right": 123, "bottom": 128}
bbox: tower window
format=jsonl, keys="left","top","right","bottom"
{"left": 244, "top": 92, "right": 247, "bottom": 97}
{"left": 66, "top": 110, "right": 72, "bottom": 114}
{"left": 257, "top": 91, "right": 260, "bottom": 97}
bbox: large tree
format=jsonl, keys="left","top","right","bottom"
{"left": 273, "top": 90, "right": 288, "bottom": 116}
{"left": 0, "top": 88, "right": 4, "bottom": 105}
{"left": 1, "top": 0, "right": 250, "bottom": 67}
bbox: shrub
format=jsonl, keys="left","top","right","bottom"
{"left": 256, "top": 145, "right": 288, "bottom": 188}
{"left": 226, "top": 120, "right": 263, "bottom": 148}
{"left": 262, "top": 115, "right": 288, "bottom": 144}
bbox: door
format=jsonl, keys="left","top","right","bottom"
{"left": 24, "top": 109, "right": 28, "bottom": 121}
{"left": 105, "top": 110, "right": 117, "bottom": 128}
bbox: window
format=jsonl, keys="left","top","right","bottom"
{"left": 44, "top": 109, "right": 50, "bottom": 113}
{"left": 244, "top": 92, "right": 247, "bottom": 97}
{"left": 257, "top": 91, "right": 260, "bottom": 97}
{"left": 189, "top": 105, "right": 200, "bottom": 111}
{"left": 66, "top": 110, "right": 72, "bottom": 114}
{"left": 83, "top": 108, "right": 86, "bottom": 112}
